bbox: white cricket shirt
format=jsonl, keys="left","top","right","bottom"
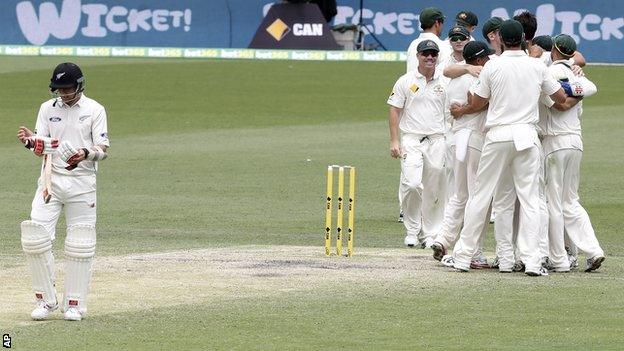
{"left": 539, "top": 61, "right": 597, "bottom": 137}
{"left": 406, "top": 32, "right": 453, "bottom": 73}
{"left": 473, "top": 50, "right": 560, "bottom": 128}
{"left": 35, "top": 94, "right": 110, "bottom": 176}
{"left": 387, "top": 69, "right": 447, "bottom": 135}
{"left": 446, "top": 74, "right": 486, "bottom": 133}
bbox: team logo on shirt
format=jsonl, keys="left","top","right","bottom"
{"left": 409, "top": 84, "right": 419, "bottom": 93}
{"left": 101, "top": 132, "right": 108, "bottom": 138}
{"left": 79, "top": 115, "right": 90, "bottom": 122}
{"left": 433, "top": 85, "right": 444, "bottom": 94}
{"left": 49, "top": 117, "right": 62, "bottom": 122}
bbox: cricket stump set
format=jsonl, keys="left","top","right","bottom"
{"left": 324, "top": 165, "right": 356, "bottom": 257}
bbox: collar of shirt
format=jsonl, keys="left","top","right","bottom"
{"left": 412, "top": 67, "right": 442, "bottom": 81}
{"left": 500, "top": 50, "right": 528, "bottom": 57}
{"left": 551, "top": 59, "right": 571, "bottom": 66}
{"left": 56, "top": 94, "right": 86, "bottom": 108}
{"left": 418, "top": 32, "right": 440, "bottom": 41}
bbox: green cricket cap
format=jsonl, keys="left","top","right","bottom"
{"left": 448, "top": 25, "right": 471, "bottom": 40}
{"left": 553, "top": 34, "right": 576, "bottom": 57}
{"left": 462, "top": 41, "right": 495, "bottom": 61}
{"left": 416, "top": 39, "right": 440, "bottom": 53}
{"left": 481, "top": 17, "right": 503, "bottom": 40}
{"left": 500, "top": 19, "right": 524, "bottom": 45}
{"left": 455, "top": 11, "right": 478, "bottom": 27}
{"left": 420, "top": 7, "right": 445, "bottom": 28}
{"left": 533, "top": 35, "right": 553, "bottom": 51}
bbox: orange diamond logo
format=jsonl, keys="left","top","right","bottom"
{"left": 266, "top": 18, "right": 290, "bottom": 41}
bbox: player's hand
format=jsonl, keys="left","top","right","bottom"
{"left": 390, "top": 141, "right": 402, "bottom": 159}
{"left": 466, "top": 65, "right": 482, "bottom": 77}
{"left": 571, "top": 65, "right": 585, "bottom": 77}
{"left": 59, "top": 141, "right": 85, "bottom": 170}
{"left": 450, "top": 103, "right": 465, "bottom": 119}
{"left": 17, "top": 126, "right": 33, "bottom": 144}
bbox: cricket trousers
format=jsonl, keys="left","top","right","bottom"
{"left": 453, "top": 125, "right": 542, "bottom": 273}
{"left": 399, "top": 133, "right": 446, "bottom": 243}
{"left": 544, "top": 135, "right": 604, "bottom": 269}
{"left": 436, "top": 131, "right": 486, "bottom": 250}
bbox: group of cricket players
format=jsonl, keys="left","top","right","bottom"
{"left": 388, "top": 8, "right": 605, "bottom": 276}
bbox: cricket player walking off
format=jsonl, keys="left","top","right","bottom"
{"left": 388, "top": 40, "right": 447, "bottom": 248}
{"left": 17, "top": 62, "right": 109, "bottom": 321}
{"left": 539, "top": 35, "right": 605, "bottom": 272}
{"left": 449, "top": 20, "right": 566, "bottom": 275}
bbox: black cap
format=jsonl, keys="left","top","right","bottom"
{"left": 420, "top": 7, "right": 445, "bottom": 28}
{"left": 499, "top": 19, "right": 524, "bottom": 46}
{"left": 455, "top": 11, "right": 478, "bottom": 27}
{"left": 482, "top": 17, "right": 503, "bottom": 40}
{"left": 448, "top": 26, "right": 470, "bottom": 40}
{"left": 553, "top": 34, "right": 576, "bottom": 57}
{"left": 416, "top": 40, "right": 440, "bottom": 53}
{"left": 49, "top": 62, "right": 84, "bottom": 90}
{"left": 462, "top": 41, "right": 495, "bottom": 61}
{"left": 532, "top": 35, "right": 553, "bottom": 51}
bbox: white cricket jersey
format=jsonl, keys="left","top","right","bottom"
{"left": 473, "top": 50, "right": 560, "bottom": 128}
{"left": 538, "top": 61, "right": 598, "bottom": 137}
{"left": 35, "top": 94, "right": 110, "bottom": 176}
{"left": 406, "top": 32, "right": 452, "bottom": 73}
{"left": 446, "top": 74, "right": 486, "bottom": 133}
{"left": 387, "top": 69, "right": 447, "bottom": 136}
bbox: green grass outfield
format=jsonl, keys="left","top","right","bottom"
{"left": 0, "top": 57, "right": 623, "bottom": 350}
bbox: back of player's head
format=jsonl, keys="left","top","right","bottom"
{"left": 499, "top": 20, "right": 524, "bottom": 47}
{"left": 513, "top": 11, "right": 537, "bottom": 41}
{"left": 463, "top": 41, "right": 494, "bottom": 63}
{"left": 455, "top": 11, "right": 478, "bottom": 27}
{"left": 419, "top": 7, "right": 445, "bottom": 30}
{"left": 533, "top": 35, "right": 553, "bottom": 51}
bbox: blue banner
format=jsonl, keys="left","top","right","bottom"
{"left": 0, "top": 0, "right": 622, "bottom": 63}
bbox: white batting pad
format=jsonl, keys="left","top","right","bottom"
{"left": 63, "top": 224, "right": 96, "bottom": 313}
{"left": 20, "top": 220, "right": 57, "bottom": 305}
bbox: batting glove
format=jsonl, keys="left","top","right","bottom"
{"left": 58, "top": 140, "right": 82, "bottom": 170}
{"left": 25, "top": 137, "right": 59, "bottom": 156}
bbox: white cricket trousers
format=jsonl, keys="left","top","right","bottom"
{"left": 453, "top": 130, "right": 542, "bottom": 272}
{"left": 399, "top": 133, "right": 446, "bottom": 243}
{"left": 436, "top": 136, "right": 485, "bottom": 250}
{"left": 31, "top": 173, "right": 97, "bottom": 238}
{"left": 545, "top": 146, "right": 604, "bottom": 269}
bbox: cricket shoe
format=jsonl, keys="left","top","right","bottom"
{"left": 489, "top": 256, "right": 500, "bottom": 269}
{"left": 584, "top": 256, "right": 605, "bottom": 272}
{"left": 31, "top": 298, "right": 58, "bottom": 320}
{"left": 404, "top": 235, "right": 417, "bottom": 247}
{"left": 512, "top": 261, "right": 525, "bottom": 272}
{"left": 64, "top": 306, "right": 83, "bottom": 321}
{"left": 525, "top": 267, "right": 549, "bottom": 277}
{"left": 441, "top": 255, "right": 455, "bottom": 268}
{"left": 398, "top": 211, "right": 404, "bottom": 223}
{"left": 568, "top": 255, "right": 579, "bottom": 269}
{"left": 542, "top": 259, "right": 570, "bottom": 273}
{"left": 431, "top": 242, "right": 446, "bottom": 261}
{"left": 470, "top": 256, "right": 489, "bottom": 269}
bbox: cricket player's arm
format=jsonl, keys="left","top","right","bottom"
{"left": 388, "top": 106, "right": 402, "bottom": 158}
{"left": 571, "top": 51, "right": 586, "bottom": 67}
{"left": 443, "top": 64, "right": 482, "bottom": 79}
{"left": 552, "top": 97, "right": 581, "bottom": 111}
{"left": 451, "top": 93, "right": 488, "bottom": 118}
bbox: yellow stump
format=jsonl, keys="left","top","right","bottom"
{"left": 336, "top": 167, "right": 345, "bottom": 256}
{"left": 324, "top": 166, "right": 333, "bottom": 256}
{"left": 347, "top": 167, "right": 356, "bottom": 257}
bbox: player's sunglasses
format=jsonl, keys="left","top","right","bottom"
{"left": 420, "top": 50, "right": 438, "bottom": 57}
{"left": 450, "top": 36, "right": 468, "bottom": 42}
